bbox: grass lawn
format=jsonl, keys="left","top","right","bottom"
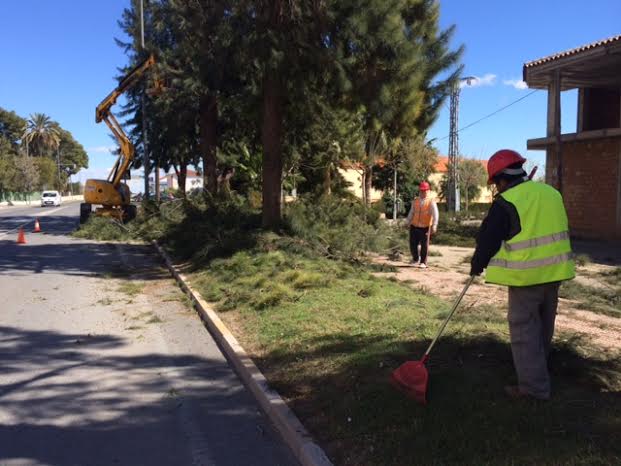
{"left": 560, "top": 268, "right": 621, "bottom": 318}
{"left": 74, "top": 199, "right": 621, "bottom": 464}
{"left": 189, "top": 246, "right": 621, "bottom": 466}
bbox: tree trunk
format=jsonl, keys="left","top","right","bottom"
{"left": 178, "top": 164, "right": 187, "bottom": 196}
{"left": 392, "top": 164, "right": 398, "bottom": 220}
{"left": 323, "top": 164, "right": 331, "bottom": 196}
{"left": 363, "top": 165, "right": 373, "bottom": 206}
{"left": 199, "top": 94, "right": 218, "bottom": 196}
{"left": 173, "top": 164, "right": 188, "bottom": 197}
{"left": 261, "top": 74, "right": 283, "bottom": 230}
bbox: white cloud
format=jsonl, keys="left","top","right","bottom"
{"left": 503, "top": 79, "right": 528, "bottom": 90}
{"left": 87, "top": 145, "right": 116, "bottom": 154}
{"left": 461, "top": 73, "right": 497, "bottom": 88}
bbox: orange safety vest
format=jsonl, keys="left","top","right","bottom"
{"left": 410, "top": 197, "right": 433, "bottom": 227}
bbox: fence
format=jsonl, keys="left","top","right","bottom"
{"left": 0, "top": 192, "right": 83, "bottom": 206}
{"left": 0, "top": 191, "right": 42, "bottom": 203}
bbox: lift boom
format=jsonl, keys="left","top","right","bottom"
{"left": 81, "top": 54, "right": 156, "bottom": 223}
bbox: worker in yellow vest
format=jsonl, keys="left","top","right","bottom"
{"left": 405, "top": 181, "right": 438, "bottom": 268}
{"left": 470, "top": 149, "right": 575, "bottom": 400}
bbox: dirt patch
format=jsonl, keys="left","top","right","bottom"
{"left": 373, "top": 244, "right": 621, "bottom": 350}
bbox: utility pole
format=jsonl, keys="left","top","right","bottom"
{"left": 448, "top": 76, "right": 475, "bottom": 213}
{"left": 57, "top": 148, "right": 62, "bottom": 193}
{"left": 140, "top": 0, "right": 150, "bottom": 198}
{"left": 392, "top": 161, "right": 398, "bottom": 221}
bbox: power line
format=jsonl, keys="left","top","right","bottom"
{"left": 437, "top": 89, "right": 539, "bottom": 142}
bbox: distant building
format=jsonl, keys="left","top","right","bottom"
{"left": 524, "top": 35, "right": 621, "bottom": 241}
{"left": 337, "top": 156, "right": 492, "bottom": 206}
{"left": 162, "top": 169, "right": 204, "bottom": 192}
{"left": 338, "top": 162, "right": 384, "bottom": 203}
{"left": 428, "top": 156, "right": 493, "bottom": 204}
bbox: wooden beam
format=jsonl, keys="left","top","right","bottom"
{"left": 525, "top": 51, "right": 621, "bottom": 90}
{"left": 577, "top": 88, "right": 584, "bottom": 133}
{"left": 546, "top": 70, "right": 562, "bottom": 190}
{"left": 525, "top": 46, "right": 606, "bottom": 76}
{"left": 527, "top": 128, "right": 621, "bottom": 150}
{"left": 547, "top": 70, "right": 561, "bottom": 137}
{"left": 525, "top": 42, "right": 621, "bottom": 76}
{"left": 618, "top": 140, "right": 621, "bottom": 233}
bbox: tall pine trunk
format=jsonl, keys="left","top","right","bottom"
{"left": 323, "top": 164, "right": 331, "bottom": 195}
{"left": 363, "top": 165, "right": 373, "bottom": 206}
{"left": 261, "top": 74, "right": 283, "bottom": 229}
{"left": 199, "top": 94, "right": 218, "bottom": 196}
{"left": 173, "top": 163, "right": 188, "bottom": 197}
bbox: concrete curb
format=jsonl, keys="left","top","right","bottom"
{"left": 153, "top": 241, "right": 333, "bottom": 466}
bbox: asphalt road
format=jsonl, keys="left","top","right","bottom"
{"left": 0, "top": 203, "right": 79, "bottom": 239}
{"left": 0, "top": 203, "right": 297, "bottom": 466}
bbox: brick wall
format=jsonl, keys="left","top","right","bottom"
{"left": 550, "top": 138, "right": 621, "bottom": 240}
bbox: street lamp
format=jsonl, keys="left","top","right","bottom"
{"left": 139, "top": 0, "right": 151, "bottom": 199}
{"left": 447, "top": 76, "right": 476, "bottom": 213}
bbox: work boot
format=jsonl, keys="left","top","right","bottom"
{"left": 410, "top": 259, "right": 420, "bottom": 267}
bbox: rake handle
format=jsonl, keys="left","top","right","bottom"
{"left": 423, "top": 275, "right": 475, "bottom": 358}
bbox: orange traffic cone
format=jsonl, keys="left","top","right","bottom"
{"left": 33, "top": 218, "right": 41, "bottom": 233}
{"left": 17, "top": 227, "right": 27, "bottom": 244}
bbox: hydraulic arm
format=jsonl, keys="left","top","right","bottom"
{"left": 96, "top": 54, "right": 155, "bottom": 189}
{"left": 81, "top": 54, "right": 156, "bottom": 223}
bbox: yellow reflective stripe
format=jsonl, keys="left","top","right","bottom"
{"left": 503, "top": 231, "right": 570, "bottom": 252}
{"left": 489, "top": 252, "right": 573, "bottom": 270}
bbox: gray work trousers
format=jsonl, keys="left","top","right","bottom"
{"left": 507, "top": 282, "right": 560, "bottom": 399}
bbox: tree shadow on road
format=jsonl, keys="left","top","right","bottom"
{"left": 0, "top": 325, "right": 295, "bottom": 466}
{"left": 0, "top": 239, "right": 167, "bottom": 280}
{"left": 0, "top": 211, "right": 79, "bottom": 237}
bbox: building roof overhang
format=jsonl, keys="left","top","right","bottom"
{"left": 523, "top": 35, "right": 621, "bottom": 90}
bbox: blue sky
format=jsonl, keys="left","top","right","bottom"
{"left": 1, "top": 0, "right": 620, "bottom": 182}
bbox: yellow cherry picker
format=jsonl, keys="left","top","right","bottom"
{"left": 80, "top": 54, "right": 157, "bottom": 223}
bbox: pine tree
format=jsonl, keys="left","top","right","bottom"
{"left": 0, "top": 108, "right": 26, "bottom": 157}
{"left": 235, "top": 0, "right": 333, "bottom": 228}
{"left": 333, "top": 0, "right": 462, "bottom": 204}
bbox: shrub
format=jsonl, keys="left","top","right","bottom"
{"left": 73, "top": 217, "right": 129, "bottom": 241}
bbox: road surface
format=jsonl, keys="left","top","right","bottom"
{"left": 0, "top": 203, "right": 297, "bottom": 466}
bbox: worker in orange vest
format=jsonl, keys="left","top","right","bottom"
{"left": 405, "top": 181, "right": 439, "bottom": 268}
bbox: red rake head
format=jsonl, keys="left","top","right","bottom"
{"left": 391, "top": 358, "right": 429, "bottom": 404}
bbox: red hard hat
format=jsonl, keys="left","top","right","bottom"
{"left": 419, "top": 181, "right": 430, "bottom": 191}
{"left": 487, "top": 149, "right": 527, "bottom": 184}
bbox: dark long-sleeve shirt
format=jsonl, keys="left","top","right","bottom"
{"left": 470, "top": 180, "right": 525, "bottom": 275}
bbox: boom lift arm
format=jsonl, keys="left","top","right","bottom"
{"left": 95, "top": 54, "right": 156, "bottom": 189}
{"left": 80, "top": 54, "right": 157, "bottom": 224}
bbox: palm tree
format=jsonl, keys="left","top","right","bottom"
{"left": 22, "top": 113, "right": 60, "bottom": 157}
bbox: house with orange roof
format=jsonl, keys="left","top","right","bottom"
{"left": 161, "top": 169, "right": 204, "bottom": 192}
{"left": 337, "top": 161, "right": 384, "bottom": 203}
{"left": 428, "top": 156, "right": 493, "bottom": 204}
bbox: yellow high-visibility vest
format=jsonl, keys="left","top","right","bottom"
{"left": 486, "top": 181, "right": 575, "bottom": 287}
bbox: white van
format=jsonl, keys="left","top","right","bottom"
{"left": 41, "top": 191, "right": 62, "bottom": 207}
